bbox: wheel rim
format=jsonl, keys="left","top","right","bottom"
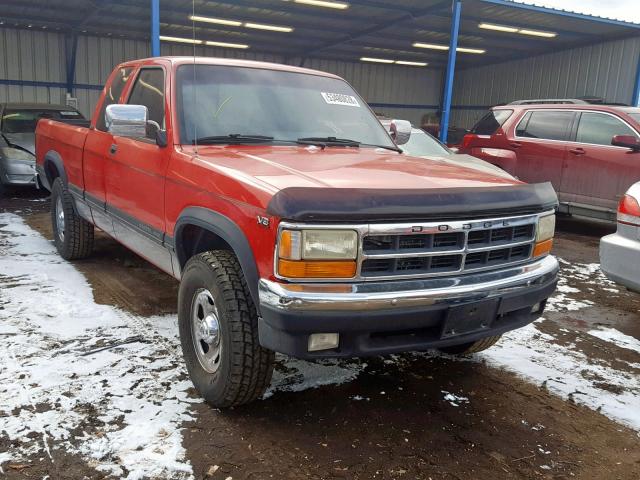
{"left": 191, "top": 289, "right": 222, "bottom": 374}
{"left": 55, "top": 196, "right": 65, "bottom": 242}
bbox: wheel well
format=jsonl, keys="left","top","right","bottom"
{"left": 44, "top": 158, "right": 61, "bottom": 185}
{"left": 177, "top": 224, "right": 233, "bottom": 269}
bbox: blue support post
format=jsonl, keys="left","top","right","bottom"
{"left": 151, "top": 0, "right": 160, "bottom": 57}
{"left": 65, "top": 33, "right": 78, "bottom": 95}
{"left": 633, "top": 54, "right": 640, "bottom": 107}
{"left": 439, "top": 0, "right": 461, "bottom": 144}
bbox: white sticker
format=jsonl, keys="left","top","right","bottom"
{"left": 321, "top": 92, "right": 360, "bottom": 107}
{"left": 60, "top": 111, "right": 79, "bottom": 116}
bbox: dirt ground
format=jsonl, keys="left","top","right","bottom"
{"left": 1, "top": 187, "right": 639, "bottom": 480}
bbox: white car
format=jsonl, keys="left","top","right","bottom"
{"left": 381, "top": 120, "right": 514, "bottom": 180}
{"left": 600, "top": 182, "right": 640, "bottom": 292}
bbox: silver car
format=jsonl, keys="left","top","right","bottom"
{"left": 381, "top": 120, "right": 514, "bottom": 180}
{"left": 0, "top": 103, "right": 84, "bottom": 191}
{"left": 600, "top": 181, "right": 640, "bottom": 292}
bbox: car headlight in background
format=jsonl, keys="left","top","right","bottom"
{"left": 0, "top": 147, "right": 35, "bottom": 162}
{"left": 533, "top": 213, "right": 555, "bottom": 257}
{"left": 278, "top": 229, "right": 358, "bottom": 278}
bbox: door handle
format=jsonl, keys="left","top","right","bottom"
{"left": 569, "top": 147, "right": 585, "bottom": 155}
{"left": 110, "top": 144, "right": 117, "bottom": 155}
{"left": 509, "top": 141, "right": 522, "bottom": 148}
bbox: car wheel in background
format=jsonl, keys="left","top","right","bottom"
{"left": 439, "top": 335, "right": 502, "bottom": 355}
{"left": 178, "top": 250, "right": 275, "bottom": 408}
{"left": 50, "top": 177, "right": 94, "bottom": 260}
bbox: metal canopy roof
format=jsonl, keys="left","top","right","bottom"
{"left": 2, "top": 0, "right": 639, "bottom": 68}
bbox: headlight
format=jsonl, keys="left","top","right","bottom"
{"left": 533, "top": 213, "right": 555, "bottom": 257}
{"left": 277, "top": 229, "right": 358, "bottom": 279}
{"left": 0, "top": 147, "right": 35, "bottom": 162}
{"left": 536, "top": 214, "right": 555, "bottom": 242}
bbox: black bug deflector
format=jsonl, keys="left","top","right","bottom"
{"left": 266, "top": 182, "right": 558, "bottom": 222}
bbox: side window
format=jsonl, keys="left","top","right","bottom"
{"left": 516, "top": 111, "right": 574, "bottom": 141}
{"left": 127, "top": 68, "right": 165, "bottom": 138}
{"left": 471, "top": 109, "right": 513, "bottom": 135}
{"left": 96, "top": 67, "right": 133, "bottom": 132}
{"left": 575, "top": 112, "right": 639, "bottom": 146}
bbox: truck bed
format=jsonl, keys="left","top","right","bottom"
{"left": 35, "top": 118, "right": 91, "bottom": 191}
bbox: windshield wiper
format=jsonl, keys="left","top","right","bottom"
{"left": 193, "top": 134, "right": 275, "bottom": 145}
{"left": 297, "top": 136, "right": 402, "bottom": 153}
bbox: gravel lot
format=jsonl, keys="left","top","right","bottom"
{"left": 1, "top": 188, "right": 639, "bottom": 480}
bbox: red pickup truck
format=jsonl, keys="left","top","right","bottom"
{"left": 36, "top": 57, "right": 559, "bottom": 407}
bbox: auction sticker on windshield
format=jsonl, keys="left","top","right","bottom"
{"left": 321, "top": 92, "right": 360, "bottom": 107}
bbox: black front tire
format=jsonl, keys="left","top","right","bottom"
{"left": 439, "top": 335, "right": 502, "bottom": 355}
{"left": 50, "top": 178, "right": 94, "bottom": 260}
{"left": 178, "top": 250, "right": 275, "bottom": 408}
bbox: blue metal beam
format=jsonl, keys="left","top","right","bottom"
{"left": 634, "top": 54, "right": 640, "bottom": 107}
{"left": 65, "top": 33, "right": 79, "bottom": 95}
{"left": 151, "top": 0, "right": 160, "bottom": 57}
{"left": 439, "top": 0, "right": 461, "bottom": 144}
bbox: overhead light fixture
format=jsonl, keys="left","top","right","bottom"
{"left": 412, "top": 42, "right": 449, "bottom": 51}
{"left": 518, "top": 28, "right": 557, "bottom": 38}
{"left": 361, "top": 57, "right": 395, "bottom": 64}
{"left": 478, "top": 22, "right": 557, "bottom": 38}
{"left": 293, "top": 0, "right": 349, "bottom": 9}
{"left": 456, "top": 47, "right": 486, "bottom": 54}
{"left": 189, "top": 14, "right": 293, "bottom": 33}
{"left": 478, "top": 22, "right": 518, "bottom": 32}
{"left": 188, "top": 15, "right": 242, "bottom": 26}
{"left": 244, "top": 22, "right": 293, "bottom": 32}
{"left": 160, "top": 35, "right": 203, "bottom": 44}
{"left": 395, "top": 60, "right": 428, "bottom": 67}
{"left": 205, "top": 40, "right": 250, "bottom": 49}
{"left": 413, "top": 42, "right": 485, "bottom": 54}
{"left": 361, "top": 57, "right": 427, "bottom": 67}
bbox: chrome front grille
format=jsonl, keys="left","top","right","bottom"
{"left": 359, "top": 215, "right": 539, "bottom": 280}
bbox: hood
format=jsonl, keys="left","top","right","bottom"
{"left": 192, "top": 145, "right": 519, "bottom": 192}
{"left": 2, "top": 132, "right": 36, "bottom": 155}
{"left": 417, "top": 153, "right": 515, "bottom": 180}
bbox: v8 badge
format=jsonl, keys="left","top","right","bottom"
{"left": 257, "top": 215, "right": 270, "bottom": 227}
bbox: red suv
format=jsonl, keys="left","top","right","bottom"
{"left": 459, "top": 103, "right": 640, "bottom": 221}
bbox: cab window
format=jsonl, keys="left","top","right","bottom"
{"left": 127, "top": 67, "right": 165, "bottom": 139}
{"left": 96, "top": 67, "right": 132, "bottom": 132}
{"left": 516, "top": 110, "right": 574, "bottom": 141}
{"left": 575, "top": 112, "right": 639, "bottom": 146}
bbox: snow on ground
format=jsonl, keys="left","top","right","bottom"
{"left": 0, "top": 214, "right": 196, "bottom": 479}
{"left": 587, "top": 328, "right": 640, "bottom": 355}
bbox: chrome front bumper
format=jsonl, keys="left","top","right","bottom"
{"left": 259, "top": 255, "right": 559, "bottom": 312}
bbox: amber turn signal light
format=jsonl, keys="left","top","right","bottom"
{"left": 278, "top": 259, "right": 356, "bottom": 278}
{"left": 532, "top": 239, "right": 553, "bottom": 258}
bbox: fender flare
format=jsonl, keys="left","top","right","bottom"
{"left": 42, "top": 150, "right": 68, "bottom": 190}
{"left": 173, "top": 207, "right": 262, "bottom": 312}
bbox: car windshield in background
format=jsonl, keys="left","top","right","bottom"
{"left": 176, "top": 65, "right": 395, "bottom": 148}
{"left": 471, "top": 109, "right": 513, "bottom": 135}
{"left": 1, "top": 109, "right": 84, "bottom": 133}
{"left": 401, "top": 129, "right": 450, "bottom": 157}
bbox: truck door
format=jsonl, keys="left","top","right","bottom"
{"left": 104, "top": 66, "right": 173, "bottom": 274}
{"left": 510, "top": 109, "right": 575, "bottom": 191}
{"left": 560, "top": 111, "right": 640, "bottom": 216}
{"left": 83, "top": 66, "right": 133, "bottom": 234}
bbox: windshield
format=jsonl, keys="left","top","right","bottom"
{"left": 1, "top": 109, "right": 83, "bottom": 133}
{"left": 176, "top": 65, "right": 394, "bottom": 147}
{"left": 401, "top": 129, "right": 450, "bottom": 157}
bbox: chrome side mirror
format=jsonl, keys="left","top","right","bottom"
{"left": 105, "top": 104, "right": 148, "bottom": 138}
{"left": 389, "top": 119, "right": 412, "bottom": 145}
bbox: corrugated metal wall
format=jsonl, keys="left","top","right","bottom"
{"left": 0, "top": 27, "right": 441, "bottom": 125}
{"left": 451, "top": 36, "right": 640, "bottom": 129}
{"left": 0, "top": 28, "right": 67, "bottom": 108}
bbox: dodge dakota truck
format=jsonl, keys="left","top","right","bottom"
{"left": 36, "top": 57, "right": 559, "bottom": 408}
